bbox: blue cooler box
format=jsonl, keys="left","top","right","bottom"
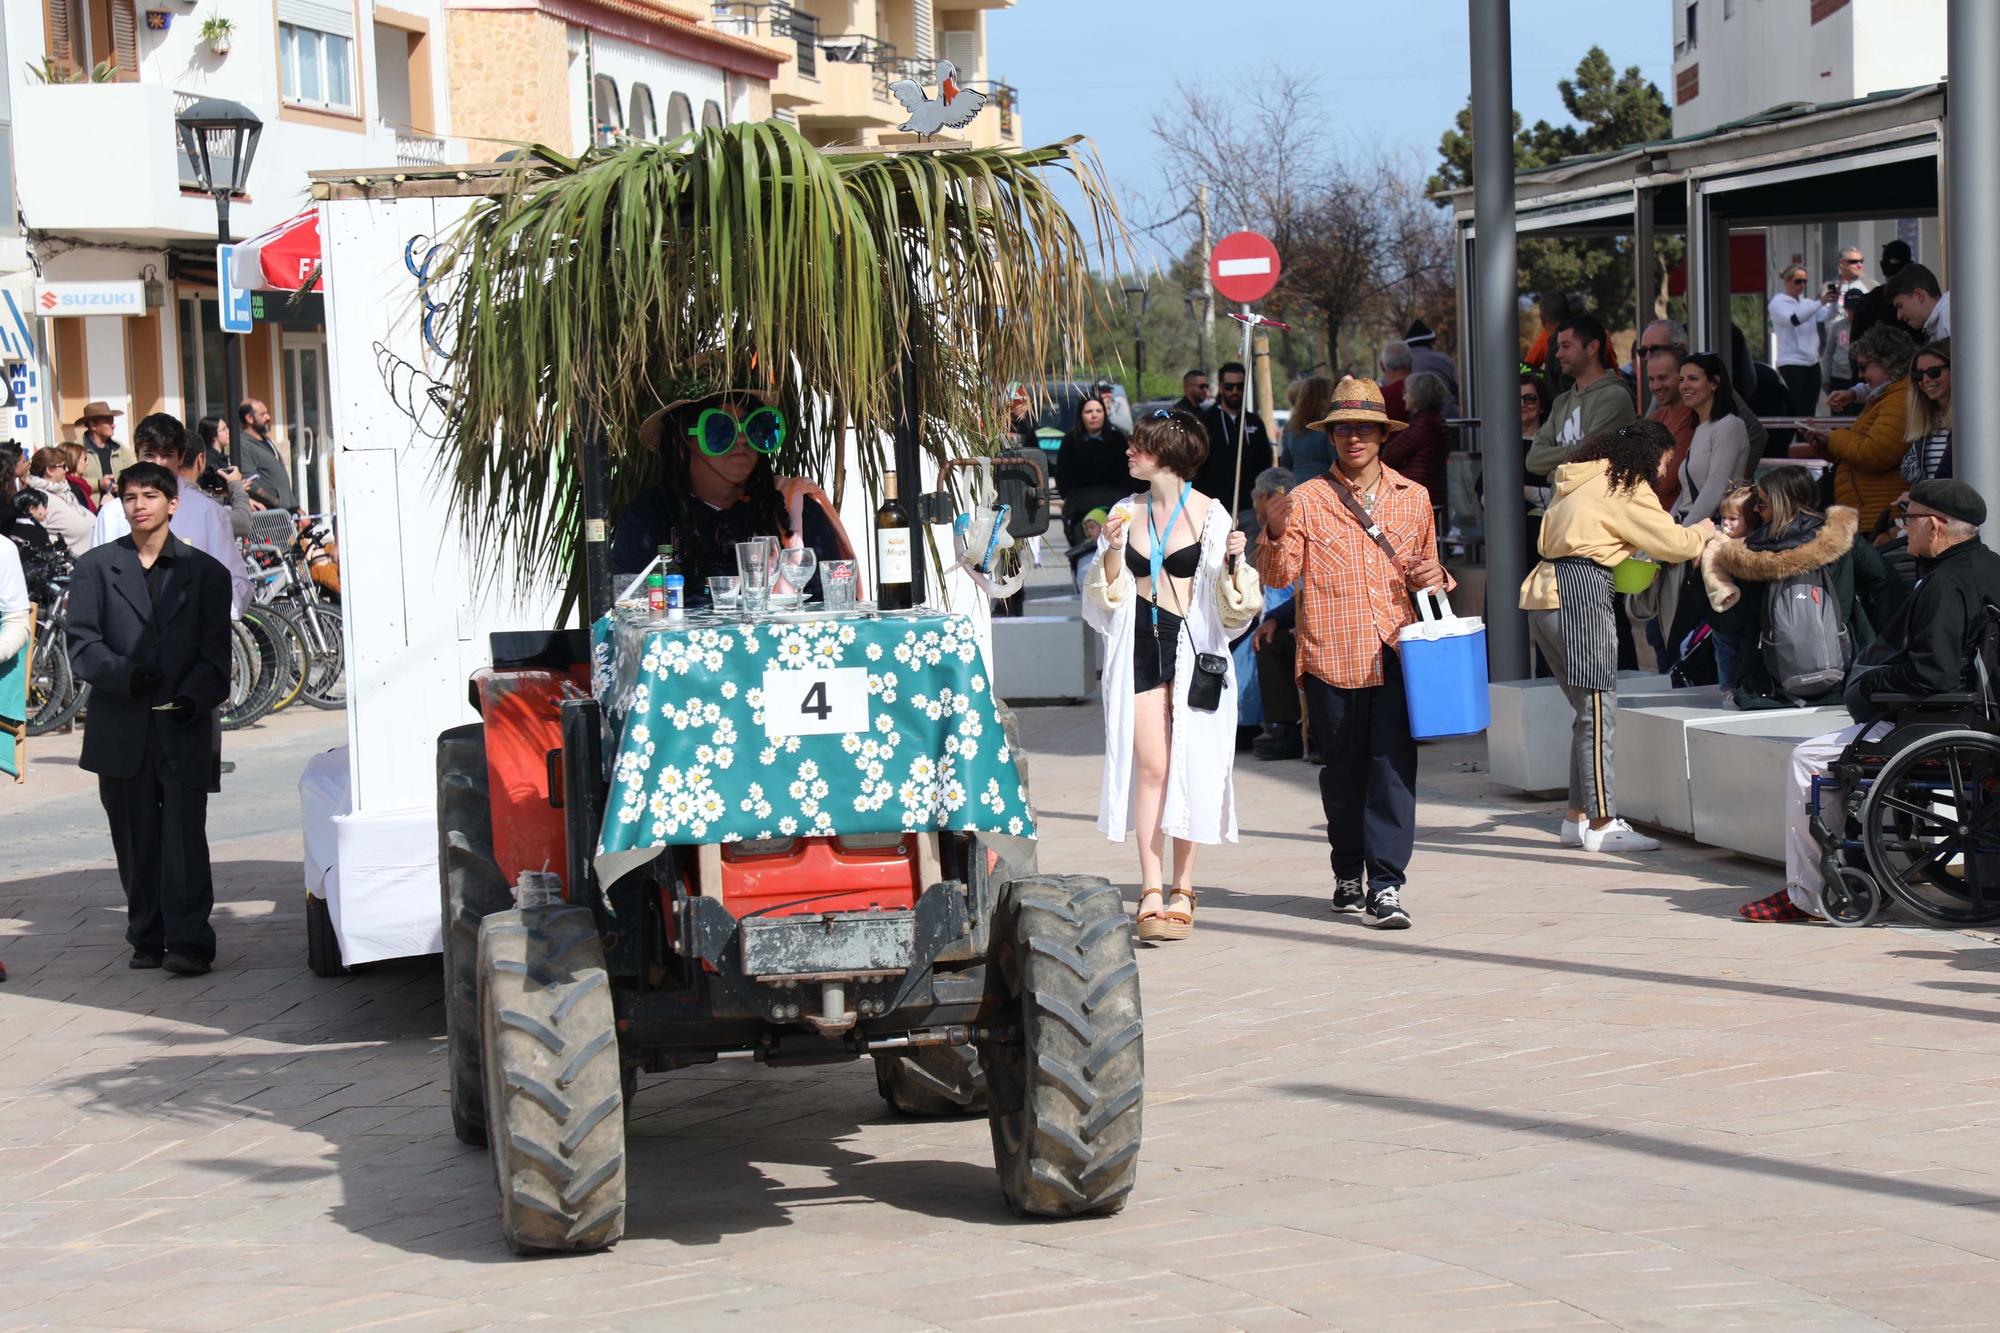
{"left": 1398, "top": 589, "right": 1490, "bottom": 739}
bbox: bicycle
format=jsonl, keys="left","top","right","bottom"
{"left": 241, "top": 517, "right": 345, "bottom": 710}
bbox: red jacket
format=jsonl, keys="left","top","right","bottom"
{"left": 1381, "top": 410, "right": 1452, "bottom": 507}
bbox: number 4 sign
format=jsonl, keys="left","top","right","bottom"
{"left": 762, "top": 666, "right": 871, "bottom": 739}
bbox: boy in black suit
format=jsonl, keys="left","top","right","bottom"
{"left": 67, "top": 463, "right": 231, "bottom": 975}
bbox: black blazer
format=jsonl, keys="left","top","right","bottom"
{"left": 1196, "top": 404, "right": 1272, "bottom": 514}
{"left": 67, "top": 534, "right": 231, "bottom": 789}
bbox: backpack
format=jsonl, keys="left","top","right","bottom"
{"left": 1761, "top": 563, "right": 1851, "bottom": 699}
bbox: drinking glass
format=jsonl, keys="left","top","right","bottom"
{"left": 758, "top": 535, "right": 781, "bottom": 585}
{"left": 777, "top": 547, "right": 817, "bottom": 602}
{"left": 822, "top": 559, "right": 858, "bottom": 611}
{"left": 735, "top": 541, "right": 773, "bottom": 614}
{"left": 707, "top": 574, "right": 741, "bottom": 610}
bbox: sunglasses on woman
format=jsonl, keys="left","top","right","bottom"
{"left": 687, "top": 405, "right": 786, "bottom": 457}
{"left": 1912, "top": 364, "right": 1948, "bottom": 384}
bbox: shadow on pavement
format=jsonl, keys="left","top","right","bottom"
{"left": 1277, "top": 1080, "right": 2000, "bottom": 1211}
{"left": 1, "top": 858, "right": 1023, "bottom": 1262}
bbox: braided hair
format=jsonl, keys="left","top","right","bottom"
{"left": 655, "top": 393, "right": 793, "bottom": 577}
{"left": 1566, "top": 419, "right": 1675, "bottom": 497}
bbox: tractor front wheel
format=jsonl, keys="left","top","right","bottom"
{"left": 477, "top": 904, "right": 626, "bottom": 1254}
{"left": 980, "top": 874, "right": 1142, "bottom": 1217}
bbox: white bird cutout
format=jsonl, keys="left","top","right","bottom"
{"left": 887, "top": 59, "right": 987, "bottom": 137}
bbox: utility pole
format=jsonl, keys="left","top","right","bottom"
{"left": 1471, "top": 0, "right": 1527, "bottom": 680}
{"left": 1251, "top": 327, "right": 1275, "bottom": 445}
{"left": 1950, "top": 0, "right": 1998, "bottom": 544}
{"left": 1196, "top": 182, "right": 1214, "bottom": 372}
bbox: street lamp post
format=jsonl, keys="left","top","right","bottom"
{"left": 175, "top": 98, "right": 263, "bottom": 464}
{"left": 1122, "top": 280, "right": 1149, "bottom": 404}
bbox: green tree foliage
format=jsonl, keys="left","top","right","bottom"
{"left": 1430, "top": 47, "right": 1673, "bottom": 338}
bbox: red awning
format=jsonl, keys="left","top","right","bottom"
{"left": 231, "top": 209, "right": 323, "bottom": 293}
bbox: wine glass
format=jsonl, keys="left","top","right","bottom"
{"left": 777, "top": 547, "right": 817, "bottom": 603}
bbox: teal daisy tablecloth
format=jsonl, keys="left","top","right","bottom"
{"left": 592, "top": 609, "right": 1034, "bottom": 881}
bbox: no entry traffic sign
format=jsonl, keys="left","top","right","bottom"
{"left": 1209, "top": 230, "right": 1280, "bottom": 304}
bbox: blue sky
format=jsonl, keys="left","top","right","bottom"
{"left": 988, "top": 0, "right": 1670, "bottom": 264}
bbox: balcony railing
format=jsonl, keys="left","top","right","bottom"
{"left": 173, "top": 89, "right": 200, "bottom": 188}
{"left": 969, "top": 80, "right": 1018, "bottom": 137}
{"left": 711, "top": 2, "right": 819, "bottom": 77}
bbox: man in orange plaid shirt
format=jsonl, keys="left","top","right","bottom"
{"left": 1254, "top": 376, "right": 1449, "bottom": 930}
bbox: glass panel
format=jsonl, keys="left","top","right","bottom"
{"left": 325, "top": 33, "right": 353, "bottom": 109}
{"left": 177, "top": 297, "right": 200, "bottom": 421}
{"left": 667, "top": 93, "right": 692, "bottom": 139}
{"left": 280, "top": 24, "right": 299, "bottom": 100}
{"left": 301, "top": 348, "right": 324, "bottom": 512}
{"left": 298, "top": 28, "right": 323, "bottom": 104}
{"left": 701, "top": 100, "right": 723, "bottom": 130}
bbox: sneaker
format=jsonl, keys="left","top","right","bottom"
{"left": 1362, "top": 886, "right": 1411, "bottom": 930}
{"left": 129, "top": 950, "right": 165, "bottom": 970}
{"left": 1581, "top": 819, "right": 1660, "bottom": 853}
{"left": 1331, "top": 877, "right": 1365, "bottom": 913}
{"left": 162, "top": 953, "right": 211, "bottom": 977}
{"left": 1560, "top": 817, "right": 1584, "bottom": 847}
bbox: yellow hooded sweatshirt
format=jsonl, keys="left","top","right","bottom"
{"left": 1520, "top": 459, "right": 1712, "bottom": 610}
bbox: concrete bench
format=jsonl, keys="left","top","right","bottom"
{"left": 1688, "top": 708, "right": 1851, "bottom": 863}
{"left": 1487, "top": 672, "right": 1671, "bottom": 795}
{"left": 993, "top": 615, "right": 1097, "bottom": 704}
{"left": 1614, "top": 687, "right": 1738, "bottom": 835}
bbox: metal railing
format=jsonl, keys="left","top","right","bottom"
{"left": 968, "top": 81, "right": 1018, "bottom": 137}
{"left": 173, "top": 90, "right": 200, "bottom": 188}
{"left": 710, "top": 3, "right": 818, "bottom": 77}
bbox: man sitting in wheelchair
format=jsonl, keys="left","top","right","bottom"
{"left": 1754, "top": 479, "right": 2000, "bottom": 924}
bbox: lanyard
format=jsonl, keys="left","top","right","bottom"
{"left": 1146, "top": 482, "right": 1193, "bottom": 628}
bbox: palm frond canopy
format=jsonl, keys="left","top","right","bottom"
{"left": 426, "top": 121, "right": 1120, "bottom": 589}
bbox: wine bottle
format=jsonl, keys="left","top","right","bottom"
{"left": 875, "top": 473, "right": 914, "bottom": 610}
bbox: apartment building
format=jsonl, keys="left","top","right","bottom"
{"left": 444, "top": 0, "right": 787, "bottom": 159}
{"left": 711, "top": 0, "right": 1021, "bottom": 150}
{"left": 1671, "top": 0, "right": 1946, "bottom": 137}
{"left": 4, "top": 0, "right": 466, "bottom": 508}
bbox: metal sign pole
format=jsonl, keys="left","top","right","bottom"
{"left": 1231, "top": 302, "right": 1253, "bottom": 520}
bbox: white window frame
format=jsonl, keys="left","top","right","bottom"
{"left": 280, "top": 21, "right": 357, "bottom": 113}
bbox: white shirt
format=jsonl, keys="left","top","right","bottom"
{"left": 1768, "top": 292, "right": 1835, "bottom": 368}
{"left": 1926, "top": 290, "right": 1951, "bottom": 340}
{"left": 92, "top": 484, "right": 251, "bottom": 618}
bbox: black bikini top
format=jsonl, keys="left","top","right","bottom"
{"left": 1124, "top": 542, "right": 1201, "bottom": 580}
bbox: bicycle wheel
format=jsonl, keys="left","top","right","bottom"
{"left": 297, "top": 604, "right": 346, "bottom": 710}
{"left": 246, "top": 606, "right": 308, "bottom": 715}
{"left": 26, "top": 621, "right": 82, "bottom": 736}
{"left": 221, "top": 620, "right": 276, "bottom": 731}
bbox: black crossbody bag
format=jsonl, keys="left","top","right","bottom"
{"left": 1156, "top": 541, "right": 1228, "bottom": 713}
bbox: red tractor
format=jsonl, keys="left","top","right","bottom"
{"left": 436, "top": 626, "right": 1143, "bottom": 1253}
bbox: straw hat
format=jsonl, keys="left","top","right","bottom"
{"left": 74, "top": 400, "right": 123, "bottom": 426}
{"left": 1308, "top": 376, "right": 1406, "bottom": 433}
{"left": 637, "top": 386, "right": 776, "bottom": 453}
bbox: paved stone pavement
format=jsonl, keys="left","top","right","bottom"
{"left": 7, "top": 705, "right": 2000, "bottom": 1331}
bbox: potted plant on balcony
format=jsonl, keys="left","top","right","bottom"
{"left": 201, "top": 14, "right": 234, "bottom": 54}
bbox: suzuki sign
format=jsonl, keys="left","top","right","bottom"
{"left": 34, "top": 280, "right": 147, "bottom": 317}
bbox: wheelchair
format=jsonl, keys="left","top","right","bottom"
{"left": 1810, "top": 615, "right": 2000, "bottom": 928}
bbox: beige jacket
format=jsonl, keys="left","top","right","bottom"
{"left": 1520, "top": 459, "right": 1711, "bottom": 611}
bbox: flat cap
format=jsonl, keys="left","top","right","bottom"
{"left": 1910, "top": 478, "right": 1987, "bottom": 527}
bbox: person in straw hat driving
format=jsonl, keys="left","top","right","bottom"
{"left": 73, "top": 401, "right": 135, "bottom": 500}
{"left": 1254, "top": 376, "right": 1449, "bottom": 931}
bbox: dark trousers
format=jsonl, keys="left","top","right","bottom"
{"left": 1780, "top": 363, "right": 1822, "bottom": 416}
{"left": 1255, "top": 626, "right": 1301, "bottom": 726}
{"left": 99, "top": 732, "right": 216, "bottom": 962}
{"left": 1303, "top": 650, "right": 1418, "bottom": 892}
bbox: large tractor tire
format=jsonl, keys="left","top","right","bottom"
{"left": 477, "top": 905, "right": 626, "bottom": 1254}
{"left": 438, "top": 724, "right": 513, "bottom": 1147}
{"left": 980, "top": 874, "right": 1142, "bottom": 1217}
{"left": 872, "top": 1045, "right": 988, "bottom": 1116}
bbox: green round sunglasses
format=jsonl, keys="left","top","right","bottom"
{"left": 687, "top": 405, "right": 786, "bottom": 457}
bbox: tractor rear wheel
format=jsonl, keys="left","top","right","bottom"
{"left": 437, "top": 724, "right": 513, "bottom": 1147}
{"left": 477, "top": 905, "right": 626, "bottom": 1254}
{"left": 980, "top": 874, "right": 1142, "bottom": 1217}
{"left": 872, "top": 1045, "right": 988, "bottom": 1116}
